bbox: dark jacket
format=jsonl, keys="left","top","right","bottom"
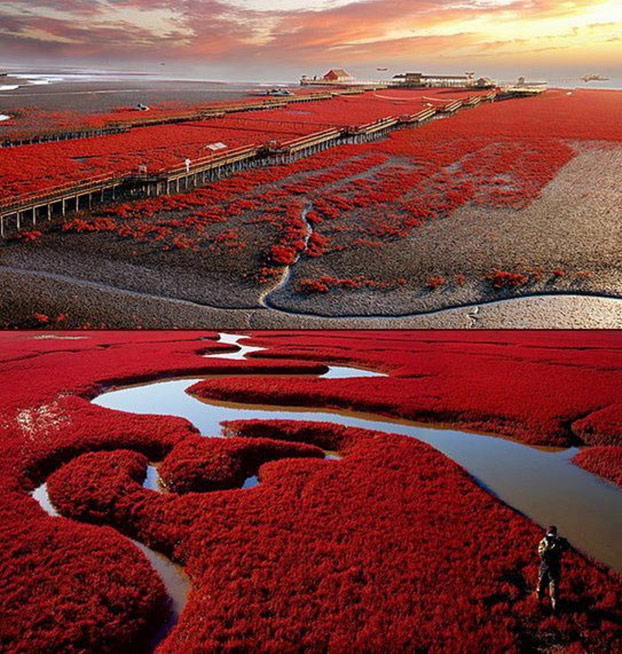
{"left": 538, "top": 533, "right": 569, "bottom": 573}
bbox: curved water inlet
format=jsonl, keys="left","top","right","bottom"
{"left": 204, "top": 333, "right": 387, "bottom": 379}
{"left": 93, "top": 333, "right": 622, "bottom": 573}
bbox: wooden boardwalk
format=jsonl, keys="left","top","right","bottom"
{"left": 0, "top": 91, "right": 498, "bottom": 239}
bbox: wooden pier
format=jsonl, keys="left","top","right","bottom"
{"left": 0, "top": 174, "right": 125, "bottom": 238}
{"left": 1, "top": 91, "right": 499, "bottom": 239}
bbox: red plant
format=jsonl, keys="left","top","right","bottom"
{"left": 427, "top": 276, "right": 446, "bottom": 289}
{"left": 17, "top": 230, "right": 42, "bottom": 242}
{"left": 269, "top": 244, "right": 298, "bottom": 265}
{"left": 158, "top": 436, "right": 324, "bottom": 493}
{"left": 485, "top": 269, "right": 529, "bottom": 290}
{"left": 573, "top": 446, "right": 622, "bottom": 487}
{"left": 295, "top": 274, "right": 405, "bottom": 295}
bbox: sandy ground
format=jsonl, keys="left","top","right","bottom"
{"left": 269, "top": 140, "right": 622, "bottom": 316}
{"left": 0, "top": 226, "right": 273, "bottom": 309}
{"left": 0, "top": 78, "right": 251, "bottom": 114}
{"left": 1, "top": 264, "right": 621, "bottom": 329}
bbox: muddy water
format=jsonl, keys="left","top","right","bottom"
{"left": 94, "top": 373, "right": 622, "bottom": 573}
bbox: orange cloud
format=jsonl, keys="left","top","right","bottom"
{"left": 0, "top": 0, "right": 619, "bottom": 76}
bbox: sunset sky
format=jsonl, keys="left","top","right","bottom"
{"left": 1, "top": 0, "right": 620, "bottom": 81}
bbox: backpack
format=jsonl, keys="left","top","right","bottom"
{"left": 539, "top": 535, "right": 566, "bottom": 565}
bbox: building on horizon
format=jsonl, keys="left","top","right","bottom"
{"left": 301, "top": 69, "right": 358, "bottom": 86}
{"left": 391, "top": 72, "right": 495, "bottom": 89}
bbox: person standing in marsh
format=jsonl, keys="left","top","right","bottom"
{"left": 536, "top": 525, "right": 569, "bottom": 612}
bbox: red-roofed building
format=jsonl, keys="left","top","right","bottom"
{"left": 323, "top": 69, "right": 354, "bottom": 83}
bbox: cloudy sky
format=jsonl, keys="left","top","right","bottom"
{"left": 0, "top": 0, "right": 620, "bottom": 80}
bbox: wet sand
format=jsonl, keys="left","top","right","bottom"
{"left": 1, "top": 263, "right": 621, "bottom": 329}
{"left": 0, "top": 76, "right": 253, "bottom": 114}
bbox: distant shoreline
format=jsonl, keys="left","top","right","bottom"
{"left": 1, "top": 66, "right": 620, "bottom": 90}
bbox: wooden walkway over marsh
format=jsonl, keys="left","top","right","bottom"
{"left": 0, "top": 91, "right": 498, "bottom": 239}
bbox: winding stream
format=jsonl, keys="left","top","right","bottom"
{"left": 203, "top": 332, "right": 267, "bottom": 360}
{"left": 31, "top": 332, "right": 622, "bottom": 648}
{"left": 30, "top": 333, "right": 388, "bottom": 646}
{"left": 260, "top": 204, "right": 314, "bottom": 309}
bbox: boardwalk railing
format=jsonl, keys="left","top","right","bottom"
{"left": 1, "top": 91, "right": 499, "bottom": 239}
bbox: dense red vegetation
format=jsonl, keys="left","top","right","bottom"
{"left": 197, "top": 331, "right": 622, "bottom": 448}
{"left": 1, "top": 508, "right": 169, "bottom": 654}
{"left": 2, "top": 88, "right": 486, "bottom": 199}
{"left": 573, "top": 447, "right": 622, "bottom": 488}
{"left": 158, "top": 436, "right": 324, "bottom": 493}
{"left": 0, "top": 331, "right": 621, "bottom": 652}
{"left": 45, "top": 422, "right": 622, "bottom": 653}
{"left": 0, "top": 331, "right": 330, "bottom": 651}
{"left": 0, "top": 90, "right": 326, "bottom": 140}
